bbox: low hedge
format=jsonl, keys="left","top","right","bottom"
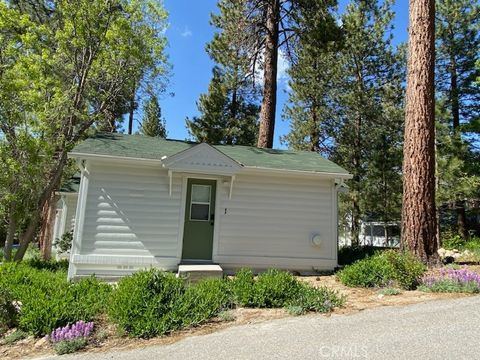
{"left": 0, "top": 262, "right": 111, "bottom": 336}
{"left": 337, "top": 250, "right": 426, "bottom": 290}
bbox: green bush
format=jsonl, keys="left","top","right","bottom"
{"left": 230, "top": 269, "right": 344, "bottom": 313}
{"left": 0, "top": 288, "right": 18, "bottom": 336}
{"left": 337, "top": 250, "right": 425, "bottom": 290}
{"left": 231, "top": 269, "right": 302, "bottom": 308}
{"left": 171, "top": 279, "right": 233, "bottom": 328}
{"left": 252, "top": 269, "right": 303, "bottom": 308}
{"left": 108, "top": 269, "right": 184, "bottom": 338}
{"left": 230, "top": 268, "right": 255, "bottom": 306}
{"left": 0, "top": 262, "right": 111, "bottom": 336}
{"left": 287, "top": 285, "right": 345, "bottom": 313}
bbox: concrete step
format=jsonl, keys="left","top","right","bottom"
{"left": 177, "top": 264, "right": 223, "bottom": 282}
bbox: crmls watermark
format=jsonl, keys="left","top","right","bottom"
{"left": 319, "top": 345, "right": 368, "bottom": 358}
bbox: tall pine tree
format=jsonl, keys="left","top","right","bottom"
{"left": 435, "top": 0, "right": 480, "bottom": 239}
{"left": 286, "top": 0, "right": 405, "bottom": 246}
{"left": 140, "top": 94, "right": 167, "bottom": 138}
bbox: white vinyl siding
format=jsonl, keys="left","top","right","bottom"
{"left": 214, "top": 173, "right": 335, "bottom": 270}
{"left": 79, "top": 163, "right": 182, "bottom": 259}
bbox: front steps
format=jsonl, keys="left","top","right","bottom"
{"left": 177, "top": 264, "right": 223, "bottom": 282}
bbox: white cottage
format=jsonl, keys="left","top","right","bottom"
{"left": 64, "top": 133, "right": 351, "bottom": 280}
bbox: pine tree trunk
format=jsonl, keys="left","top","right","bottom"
{"left": 257, "top": 0, "right": 279, "bottom": 149}
{"left": 401, "top": 0, "right": 437, "bottom": 262}
{"left": 350, "top": 115, "right": 362, "bottom": 247}
{"left": 309, "top": 100, "right": 320, "bottom": 152}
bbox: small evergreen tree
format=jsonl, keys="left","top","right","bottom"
{"left": 140, "top": 95, "right": 167, "bottom": 138}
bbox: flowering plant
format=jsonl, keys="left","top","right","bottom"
{"left": 50, "top": 320, "right": 94, "bottom": 343}
{"left": 49, "top": 321, "right": 94, "bottom": 354}
{"left": 420, "top": 267, "right": 480, "bottom": 293}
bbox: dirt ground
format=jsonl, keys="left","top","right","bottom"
{"left": 2, "top": 267, "right": 479, "bottom": 360}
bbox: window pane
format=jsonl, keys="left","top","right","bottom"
{"left": 191, "top": 204, "right": 209, "bottom": 221}
{"left": 192, "top": 185, "right": 211, "bottom": 203}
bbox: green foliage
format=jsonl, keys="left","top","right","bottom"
{"left": 378, "top": 288, "right": 401, "bottom": 296}
{"left": 251, "top": 269, "right": 303, "bottom": 308}
{"left": 140, "top": 94, "right": 167, "bottom": 138}
{"left": 0, "top": 0, "right": 169, "bottom": 260}
{"left": 0, "top": 262, "right": 111, "bottom": 336}
{"left": 0, "top": 288, "right": 17, "bottom": 336}
{"left": 108, "top": 270, "right": 184, "bottom": 338}
{"left": 186, "top": 67, "right": 259, "bottom": 146}
{"left": 419, "top": 280, "right": 480, "bottom": 294}
{"left": 171, "top": 279, "right": 233, "bottom": 328}
{"left": 285, "top": 0, "right": 405, "bottom": 245}
{"left": 24, "top": 257, "right": 69, "bottom": 272}
{"left": 337, "top": 250, "right": 426, "bottom": 290}
{"left": 53, "top": 231, "right": 73, "bottom": 254}
{"left": 230, "top": 268, "right": 344, "bottom": 313}
{"left": 1, "top": 329, "right": 28, "bottom": 345}
{"left": 285, "top": 305, "right": 305, "bottom": 316}
{"left": 53, "top": 338, "right": 88, "bottom": 355}
{"left": 109, "top": 268, "right": 343, "bottom": 338}
{"left": 217, "top": 310, "right": 236, "bottom": 322}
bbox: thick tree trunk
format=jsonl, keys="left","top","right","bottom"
{"left": 257, "top": 0, "right": 279, "bottom": 149}
{"left": 14, "top": 151, "right": 68, "bottom": 261}
{"left": 39, "top": 192, "right": 58, "bottom": 260}
{"left": 401, "top": 0, "right": 437, "bottom": 262}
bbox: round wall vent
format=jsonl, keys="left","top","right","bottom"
{"left": 311, "top": 234, "right": 323, "bottom": 247}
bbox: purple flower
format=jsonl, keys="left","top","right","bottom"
{"left": 421, "top": 267, "right": 480, "bottom": 289}
{"left": 49, "top": 321, "right": 95, "bottom": 344}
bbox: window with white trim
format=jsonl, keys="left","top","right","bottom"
{"left": 190, "top": 184, "right": 211, "bottom": 221}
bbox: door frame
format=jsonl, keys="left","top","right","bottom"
{"left": 177, "top": 174, "right": 222, "bottom": 263}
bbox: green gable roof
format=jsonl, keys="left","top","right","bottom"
{"left": 70, "top": 133, "right": 349, "bottom": 175}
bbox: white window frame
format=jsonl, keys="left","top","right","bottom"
{"left": 189, "top": 184, "right": 211, "bottom": 222}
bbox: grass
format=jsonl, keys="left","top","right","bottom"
{"left": 442, "top": 235, "right": 480, "bottom": 263}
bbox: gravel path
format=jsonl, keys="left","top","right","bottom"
{"left": 40, "top": 296, "right": 480, "bottom": 360}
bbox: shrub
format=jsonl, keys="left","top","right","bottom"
{"left": 0, "top": 262, "right": 111, "bottom": 336}
{"left": 172, "top": 279, "right": 233, "bottom": 328}
{"left": 0, "top": 288, "right": 18, "bottom": 336}
{"left": 230, "top": 269, "right": 344, "bottom": 313}
{"left": 230, "top": 268, "right": 255, "bottom": 306}
{"left": 252, "top": 269, "right": 303, "bottom": 308}
{"left": 419, "top": 267, "right": 480, "bottom": 293}
{"left": 337, "top": 250, "right": 425, "bottom": 290}
{"left": 288, "top": 285, "right": 345, "bottom": 313}
{"left": 108, "top": 269, "right": 185, "bottom": 338}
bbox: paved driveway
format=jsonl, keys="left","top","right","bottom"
{"left": 42, "top": 296, "right": 480, "bottom": 360}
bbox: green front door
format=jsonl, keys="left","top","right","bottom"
{"left": 182, "top": 179, "right": 216, "bottom": 261}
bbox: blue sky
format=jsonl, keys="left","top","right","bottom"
{"left": 152, "top": 0, "right": 410, "bottom": 148}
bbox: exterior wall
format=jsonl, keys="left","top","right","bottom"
{"left": 214, "top": 172, "right": 337, "bottom": 271}
{"left": 69, "top": 161, "right": 339, "bottom": 279}
{"left": 52, "top": 193, "right": 78, "bottom": 256}
{"left": 70, "top": 161, "right": 183, "bottom": 278}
